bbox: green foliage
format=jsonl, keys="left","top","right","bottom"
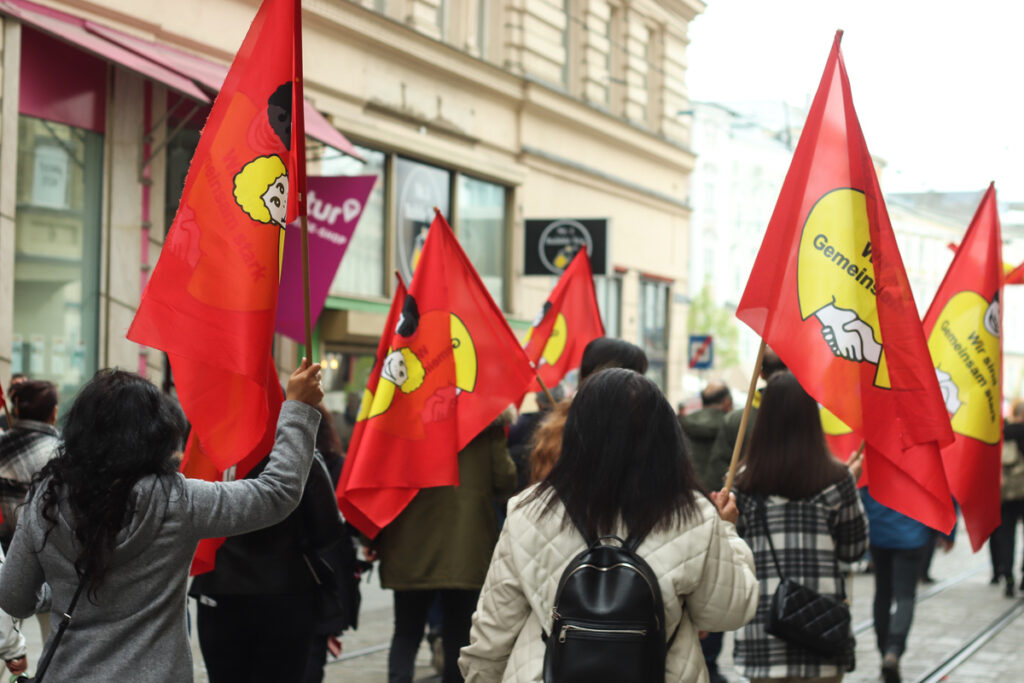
{"left": 686, "top": 280, "right": 740, "bottom": 370}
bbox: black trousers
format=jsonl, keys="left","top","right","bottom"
{"left": 992, "top": 499, "right": 1024, "bottom": 580}
{"left": 388, "top": 588, "right": 479, "bottom": 683}
{"left": 197, "top": 592, "right": 316, "bottom": 683}
{"left": 871, "top": 545, "right": 924, "bottom": 657}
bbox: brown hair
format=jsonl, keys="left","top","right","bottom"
{"left": 529, "top": 400, "right": 569, "bottom": 484}
{"left": 733, "top": 371, "right": 849, "bottom": 499}
{"left": 11, "top": 380, "right": 58, "bottom": 422}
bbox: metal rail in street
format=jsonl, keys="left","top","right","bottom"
{"left": 852, "top": 563, "right": 986, "bottom": 635}
{"left": 914, "top": 597, "right": 1024, "bottom": 683}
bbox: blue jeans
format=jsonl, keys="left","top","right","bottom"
{"left": 871, "top": 545, "right": 925, "bottom": 657}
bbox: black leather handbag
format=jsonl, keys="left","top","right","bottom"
{"left": 759, "top": 502, "right": 851, "bottom": 657}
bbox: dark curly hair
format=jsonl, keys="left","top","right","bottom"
{"left": 33, "top": 369, "right": 187, "bottom": 594}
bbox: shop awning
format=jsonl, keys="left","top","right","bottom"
{"left": 0, "top": 0, "right": 361, "bottom": 159}
{"left": 0, "top": 0, "right": 210, "bottom": 103}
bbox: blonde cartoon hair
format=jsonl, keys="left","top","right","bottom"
{"left": 233, "top": 155, "right": 287, "bottom": 224}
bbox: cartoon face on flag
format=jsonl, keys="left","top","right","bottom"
{"left": 797, "top": 189, "right": 890, "bottom": 388}
{"left": 523, "top": 302, "right": 569, "bottom": 368}
{"left": 927, "top": 290, "right": 1001, "bottom": 444}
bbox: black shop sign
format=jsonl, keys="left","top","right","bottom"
{"left": 524, "top": 218, "right": 607, "bottom": 275}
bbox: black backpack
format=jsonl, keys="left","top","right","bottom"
{"left": 543, "top": 514, "right": 668, "bottom": 683}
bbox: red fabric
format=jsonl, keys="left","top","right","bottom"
{"left": 523, "top": 250, "right": 605, "bottom": 391}
{"left": 126, "top": 0, "right": 305, "bottom": 574}
{"left": 734, "top": 32, "right": 955, "bottom": 532}
{"left": 1005, "top": 261, "right": 1024, "bottom": 286}
{"left": 128, "top": 0, "right": 303, "bottom": 473}
{"left": 337, "top": 215, "right": 535, "bottom": 538}
{"left": 923, "top": 184, "right": 1003, "bottom": 551}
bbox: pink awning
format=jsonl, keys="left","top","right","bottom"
{"left": 0, "top": 0, "right": 210, "bottom": 103}
{"left": 0, "top": 0, "right": 361, "bottom": 159}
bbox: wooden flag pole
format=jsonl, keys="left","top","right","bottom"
{"left": 723, "top": 338, "right": 767, "bottom": 495}
{"left": 300, "top": 213, "right": 314, "bottom": 361}
{"left": 534, "top": 373, "right": 557, "bottom": 408}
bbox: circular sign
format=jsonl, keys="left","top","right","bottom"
{"left": 537, "top": 219, "right": 593, "bottom": 274}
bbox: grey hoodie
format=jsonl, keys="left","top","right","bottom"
{"left": 0, "top": 400, "right": 319, "bottom": 682}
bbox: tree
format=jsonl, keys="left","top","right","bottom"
{"left": 686, "top": 279, "right": 740, "bottom": 370}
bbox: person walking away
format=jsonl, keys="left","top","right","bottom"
{"left": 679, "top": 379, "right": 733, "bottom": 683}
{"left": 0, "top": 379, "right": 59, "bottom": 552}
{"left": 860, "top": 488, "right": 943, "bottom": 683}
{"left": 988, "top": 400, "right": 1024, "bottom": 596}
{"left": 528, "top": 337, "right": 647, "bottom": 483}
{"left": 370, "top": 411, "right": 517, "bottom": 683}
{"left": 710, "top": 348, "right": 787, "bottom": 467}
{"left": 733, "top": 371, "right": 868, "bottom": 683}
{"left": 459, "top": 368, "right": 760, "bottom": 682}
{"left": 0, "top": 360, "right": 323, "bottom": 682}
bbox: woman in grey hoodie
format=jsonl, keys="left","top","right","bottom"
{"left": 0, "top": 359, "right": 323, "bottom": 682}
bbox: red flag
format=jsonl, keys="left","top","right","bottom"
{"left": 735, "top": 32, "right": 955, "bottom": 532}
{"left": 127, "top": 0, "right": 304, "bottom": 474}
{"left": 338, "top": 214, "right": 535, "bottom": 537}
{"left": 924, "top": 184, "right": 1003, "bottom": 550}
{"left": 523, "top": 250, "right": 604, "bottom": 390}
{"left": 1005, "top": 261, "right": 1024, "bottom": 286}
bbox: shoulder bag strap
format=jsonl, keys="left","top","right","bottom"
{"left": 33, "top": 576, "right": 86, "bottom": 683}
{"left": 757, "top": 498, "right": 787, "bottom": 581}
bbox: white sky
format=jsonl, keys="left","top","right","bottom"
{"left": 686, "top": 0, "right": 1024, "bottom": 199}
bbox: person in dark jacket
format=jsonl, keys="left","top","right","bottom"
{"left": 190, "top": 431, "right": 345, "bottom": 682}
{"left": 371, "top": 414, "right": 517, "bottom": 683}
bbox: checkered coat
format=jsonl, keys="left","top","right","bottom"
{"left": 459, "top": 486, "right": 760, "bottom": 682}
{"left": 0, "top": 419, "right": 58, "bottom": 543}
{"left": 733, "top": 472, "right": 868, "bottom": 679}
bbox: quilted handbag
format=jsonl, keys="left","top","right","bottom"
{"left": 759, "top": 502, "right": 851, "bottom": 657}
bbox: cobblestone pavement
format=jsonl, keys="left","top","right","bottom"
{"left": 14, "top": 526, "right": 1022, "bottom": 681}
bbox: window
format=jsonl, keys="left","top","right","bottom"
{"left": 594, "top": 274, "right": 621, "bottom": 338}
{"left": 322, "top": 144, "right": 387, "bottom": 297}
{"left": 640, "top": 278, "right": 670, "bottom": 389}
{"left": 395, "top": 157, "right": 451, "bottom": 283}
{"left": 13, "top": 116, "right": 102, "bottom": 401}
{"left": 457, "top": 175, "right": 507, "bottom": 306}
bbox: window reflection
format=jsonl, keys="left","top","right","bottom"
{"left": 457, "top": 175, "right": 507, "bottom": 307}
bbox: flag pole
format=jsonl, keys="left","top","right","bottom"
{"left": 300, "top": 212, "right": 314, "bottom": 360}
{"left": 723, "top": 338, "right": 767, "bottom": 494}
{"left": 534, "top": 373, "right": 557, "bottom": 407}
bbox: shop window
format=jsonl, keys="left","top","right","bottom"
{"left": 640, "top": 277, "right": 670, "bottom": 390}
{"left": 13, "top": 116, "right": 103, "bottom": 401}
{"left": 594, "top": 274, "right": 621, "bottom": 338}
{"left": 457, "top": 175, "right": 507, "bottom": 307}
{"left": 322, "top": 145, "right": 387, "bottom": 297}
{"left": 321, "top": 347, "right": 376, "bottom": 451}
{"left": 395, "top": 157, "right": 451, "bottom": 283}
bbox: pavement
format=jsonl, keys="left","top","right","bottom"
{"left": 11, "top": 525, "right": 1022, "bottom": 681}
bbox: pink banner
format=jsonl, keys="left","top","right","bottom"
{"left": 275, "top": 175, "right": 377, "bottom": 342}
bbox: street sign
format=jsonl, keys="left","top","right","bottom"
{"left": 524, "top": 218, "right": 607, "bottom": 275}
{"left": 688, "top": 334, "right": 713, "bottom": 369}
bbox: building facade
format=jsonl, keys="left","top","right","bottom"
{"left": 0, "top": 0, "right": 704, "bottom": 413}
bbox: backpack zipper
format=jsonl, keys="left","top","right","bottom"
{"left": 559, "top": 624, "right": 648, "bottom": 643}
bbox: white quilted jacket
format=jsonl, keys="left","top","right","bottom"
{"left": 459, "top": 487, "right": 760, "bottom": 682}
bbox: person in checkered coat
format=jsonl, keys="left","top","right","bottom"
{"left": 732, "top": 371, "right": 868, "bottom": 682}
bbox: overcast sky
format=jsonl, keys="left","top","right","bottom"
{"left": 686, "top": 0, "right": 1024, "bottom": 199}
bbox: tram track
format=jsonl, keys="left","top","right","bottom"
{"left": 913, "top": 597, "right": 1024, "bottom": 683}
{"left": 851, "top": 562, "right": 986, "bottom": 636}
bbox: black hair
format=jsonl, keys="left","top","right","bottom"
{"left": 531, "top": 368, "right": 700, "bottom": 541}
{"left": 733, "top": 370, "right": 848, "bottom": 499}
{"left": 761, "top": 348, "right": 787, "bottom": 379}
{"left": 579, "top": 338, "right": 648, "bottom": 381}
{"left": 10, "top": 380, "right": 58, "bottom": 422}
{"left": 34, "top": 369, "right": 187, "bottom": 594}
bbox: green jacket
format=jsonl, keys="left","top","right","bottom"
{"left": 377, "top": 425, "right": 517, "bottom": 591}
{"left": 679, "top": 407, "right": 729, "bottom": 491}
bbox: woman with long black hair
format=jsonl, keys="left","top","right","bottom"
{"left": 459, "top": 368, "right": 759, "bottom": 682}
{"left": 732, "top": 370, "right": 868, "bottom": 682}
{"left": 0, "top": 360, "right": 323, "bottom": 681}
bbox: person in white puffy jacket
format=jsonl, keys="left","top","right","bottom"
{"left": 459, "top": 368, "right": 760, "bottom": 682}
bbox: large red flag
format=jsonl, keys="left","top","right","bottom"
{"left": 127, "top": 0, "right": 305, "bottom": 474}
{"left": 1005, "top": 261, "right": 1024, "bottom": 286}
{"left": 338, "top": 213, "right": 535, "bottom": 537}
{"left": 924, "top": 184, "right": 1003, "bottom": 550}
{"left": 523, "top": 250, "right": 604, "bottom": 390}
{"left": 735, "top": 32, "right": 956, "bottom": 532}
